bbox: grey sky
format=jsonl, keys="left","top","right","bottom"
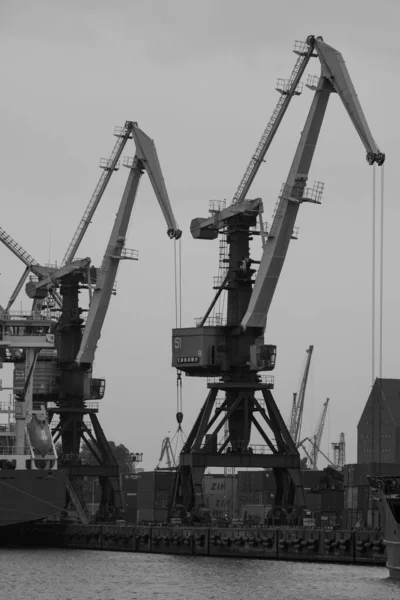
{"left": 0, "top": 0, "right": 398, "bottom": 469}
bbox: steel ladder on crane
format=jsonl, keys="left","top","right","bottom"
{"left": 232, "top": 40, "right": 315, "bottom": 205}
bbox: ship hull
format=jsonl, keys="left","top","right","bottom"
{"left": 0, "top": 469, "right": 65, "bottom": 526}
{"left": 369, "top": 476, "right": 400, "bottom": 579}
{"left": 386, "top": 540, "right": 400, "bottom": 579}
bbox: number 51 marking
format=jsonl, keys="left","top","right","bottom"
{"left": 174, "top": 337, "right": 182, "bottom": 349}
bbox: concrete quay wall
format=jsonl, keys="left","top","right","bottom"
{"left": 0, "top": 524, "right": 386, "bottom": 565}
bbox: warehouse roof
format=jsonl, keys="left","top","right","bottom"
{"left": 358, "top": 378, "right": 400, "bottom": 427}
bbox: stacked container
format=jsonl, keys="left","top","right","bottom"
{"left": 136, "top": 471, "right": 175, "bottom": 523}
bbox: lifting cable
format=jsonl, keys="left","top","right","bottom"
{"left": 371, "top": 164, "right": 385, "bottom": 384}
{"left": 174, "top": 238, "right": 183, "bottom": 429}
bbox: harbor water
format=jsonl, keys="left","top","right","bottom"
{"left": 0, "top": 547, "right": 399, "bottom": 600}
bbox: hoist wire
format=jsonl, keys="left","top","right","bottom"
{"left": 179, "top": 238, "right": 182, "bottom": 328}
{"left": 379, "top": 164, "right": 385, "bottom": 379}
{"left": 372, "top": 165, "right": 376, "bottom": 385}
{"left": 174, "top": 238, "right": 183, "bottom": 419}
{"left": 174, "top": 240, "right": 178, "bottom": 329}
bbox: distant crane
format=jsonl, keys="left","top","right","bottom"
{"left": 156, "top": 437, "right": 177, "bottom": 470}
{"left": 289, "top": 345, "right": 314, "bottom": 445}
{"left": 332, "top": 432, "right": 346, "bottom": 470}
{"left": 297, "top": 398, "right": 329, "bottom": 470}
{"left": 309, "top": 398, "right": 329, "bottom": 470}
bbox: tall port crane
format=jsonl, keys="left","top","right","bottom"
{"left": 156, "top": 437, "right": 177, "bottom": 471}
{"left": 289, "top": 345, "right": 314, "bottom": 445}
{"left": 1, "top": 122, "right": 180, "bottom": 520}
{"left": 309, "top": 397, "right": 329, "bottom": 470}
{"left": 171, "top": 35, "right": 384, "bottom": 519}
{"left": 47, "top": 122, "right": 180, "bottom": 519}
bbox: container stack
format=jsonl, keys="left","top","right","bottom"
{"left": 236, "top": 470, "right": 275, "bottom": 523}
{"left": 202, "top": 474, "right": 238, "bottom": 518}
{"left": 343, "top": 463, "right": 400, "bottom": 529}
{"left": 136, "top": 471, "right": 175, "bottom": 523}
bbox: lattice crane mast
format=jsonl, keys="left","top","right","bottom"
{"left": 171, "top": 35, "right": 385, "bottom": 518}
{"left": 289, "top": 345, "right": 314, "bottom": 445}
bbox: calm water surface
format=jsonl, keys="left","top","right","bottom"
{"left": 1, "top": 548, "right": 399, "bottom": 600}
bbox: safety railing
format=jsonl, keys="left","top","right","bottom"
{"left": 216, "top": 442, "right": 273, "bottom": 455}
{"left": 99, "top": 158, "right": 120, "bottom": 171}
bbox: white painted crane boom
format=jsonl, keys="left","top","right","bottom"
{"left": 241, "top": 37, "right": 385, "bottom": 331}
{"left": 76, "top": 124, "right": 181, "bottom": 366}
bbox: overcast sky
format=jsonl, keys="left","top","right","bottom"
{"left": 0, "top": 0, "right": 398, "bottom": 471}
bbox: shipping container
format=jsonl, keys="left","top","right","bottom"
{"left": 137, "top": 470, "right": 175, "bottom": 511}
{"left": 301, "top": 470, "right": 324, "bottom": 490}
{"left": 239, "top": 490, "right": 264, "bottom": 505}
{"left": 121, "top": 474, "right": 139, "bottom": 493}
{"left": 305, "top": 492, "right": 322, "bottom": 512}
{"left": 321, "top": 490, "right": 344, "bottom": 512}
{"left": 124, "top": 492, "right": 137, "bottom": 523}
{"left": 237, "top": 470, "right": 265, "bottom": 492}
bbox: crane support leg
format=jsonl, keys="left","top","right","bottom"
{"left": 171, "top": 382, "right": 305, "bottom": 521}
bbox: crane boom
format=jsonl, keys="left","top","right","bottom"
{"left": 62, "top": 121, "right": 135, "bottom": 266}
{"left": 308, "top": 397, "right": 329, "bottom": 470}
{"left": 232, "top": 38, "right": 316, "bottom": 204}
{"left": 314, "top": 397, "right": 329, "bottom": 453}
{"left": 76, "top": 124, "right": 181, "bottom": 366}
{"left": 313, "top": 38, "right": 384, "bottom": 165}
{"left": 241, "top": 37, "right": 385, "bottom": 331}
{"left": 0, "top": 226, "right": 39, "bottom": 268}
{"left": 0, "top": 226, "right": 62, "bottom": 309}
{"left": 130, "top": 126, "right": 181, "bottom": 237}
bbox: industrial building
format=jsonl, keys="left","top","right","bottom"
{"left": 357, "top": 378, "right": 400, "bottom": 464}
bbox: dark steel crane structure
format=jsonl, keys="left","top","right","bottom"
{"left": 171, "top": 35, "right": 385, "bottom": 519}
{"left": 1, "top": 121, "right": 181, "bottom": 520}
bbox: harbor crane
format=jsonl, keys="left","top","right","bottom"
{"left": 156, "top": 437, "right": 177, "bottom": 471}
{"left": 289, "top": 345, "right": 314, "bottom": 445}
{"left": 1, "top": 122, "right": 181, "bottom": 520}
{"left": 171, "top": 35, "right": 384, "bottom": 519}
{"left": 307, "top": 397, "right": 329, "bottom": 470}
